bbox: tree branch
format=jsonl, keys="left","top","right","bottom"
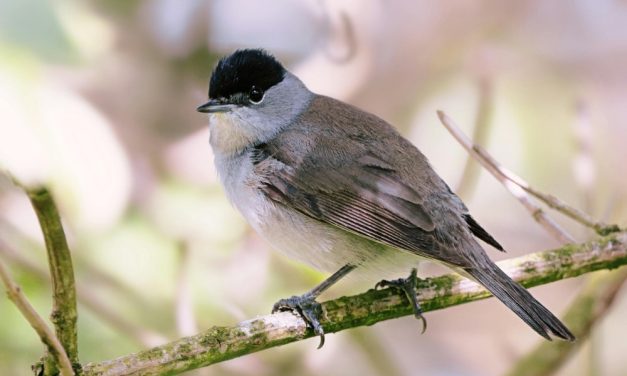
{"left": 27, "top": 188, "right": 79, "bottom": 367}
{"left": 82, "top": 231, "right": 627, "bottom": 376}
{"left": 0, "top": 258, "right": 75, "bottom": 376}
{"left": 437, "top": 110, "right": 577, "bottom": 244}
{"left": 437, "top": 111, "right": 618, "bottom": 238}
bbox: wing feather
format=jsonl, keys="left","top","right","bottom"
{"left": 249, "top": 96, "right": 502, "bottom": 267}
{"left": 257, "top": 156, "right": 468, "bottom": 266}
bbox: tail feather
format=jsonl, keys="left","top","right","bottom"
{"left": 464, "top": 260, "right": 575, "bottom": 341}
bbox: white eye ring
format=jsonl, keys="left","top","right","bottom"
{"left": 249, "top": 96, "right": 263, "bottom": 104}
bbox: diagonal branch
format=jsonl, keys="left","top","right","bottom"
{"left": 437, "top": 111, "right": 619, "bottom": 238}
{"left": 438, "top": 111, "right": 577, "bottom": 244}
{"left": 83, "top": 231, "right": 627, "bottom": 376}
{"left": 27, "top": 188, "right": 79, "bottom": 366}
{"left": 0, "top": 258, "right": 74, "bottom": 376}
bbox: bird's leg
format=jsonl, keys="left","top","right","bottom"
{"left": 272, "top": 264, "right": 356, "bottom": 348}
{"left": 375, "top": 268, "right": 427, "bottom": 333}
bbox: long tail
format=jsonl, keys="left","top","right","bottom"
{"left": 463, "top": 259, "right": 575, "bottom": 341}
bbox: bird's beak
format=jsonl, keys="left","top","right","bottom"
{"left": 196, "top": 99, "right": 237, "bottom": 113}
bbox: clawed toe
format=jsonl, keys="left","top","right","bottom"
{"left": 272, "top": 294, "right": 326, "bottom": 348}
{"left": 375, "top": 268, "right": 427, "bottom": 333}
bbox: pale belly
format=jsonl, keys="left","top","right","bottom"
{"left": 215, "top": 152, "right": 422, "bottom": 279}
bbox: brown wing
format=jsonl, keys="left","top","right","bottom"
{"left": 250, "top": 95, "right": 503, "bottom": 266}
{"left": 254, "top": 146, "right": 470, "bottom": 267}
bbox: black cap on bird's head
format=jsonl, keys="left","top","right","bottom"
{"left": 209, "top": 49, "right": 285, "bottom": 99}
{"left": 197, "top": 49, "right": 286, "bottom": 113}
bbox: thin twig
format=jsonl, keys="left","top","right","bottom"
{"left": 506, "top": 267, "right": 627, "bottom": 376}
{"left": 26, "top": 187, "right": 79, "bottom": 365}
{"left": 509, "top": 100, "right": 622, "bottom": 374}
{"left": 438, "top": 111, "right": 619, "bottom": 237}
{"left": 437, "top": 111, "right": 576, "bottom": 244}
{"left": 517, "top": 183, "right": 617, "bottom": 235}
{"left": 0, "top": 257, "right": 74, "bottom": 376}
{"left": 83, "top": 231, "right": 627, "bottom": 376}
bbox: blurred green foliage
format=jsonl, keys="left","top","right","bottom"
{"left": 1, "top": 1, "right": 627, "bottom": 375}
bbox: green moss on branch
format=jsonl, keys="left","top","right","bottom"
{"left": 82, "top": 231, "right": 627, "bottom": 376}
{"left": 27, "top": 188, "right": 79, "bottom": 369}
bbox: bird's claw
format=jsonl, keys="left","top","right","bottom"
{"left": 272, "top": 294, "right": 326, "bottom": 349}
{"left": 375, "top": 268, "right": 427, "bottom": 334}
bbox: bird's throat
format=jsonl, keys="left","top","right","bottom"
{"left": 209, "top": 113, "right": 257, "bottom": 156}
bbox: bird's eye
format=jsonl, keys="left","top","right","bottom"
{"left": 249, "top": 86, "right": 264, "bottom": 104}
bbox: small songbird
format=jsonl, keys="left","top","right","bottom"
{"left": 197, "top": 49, "right": 574, "bottom": 347}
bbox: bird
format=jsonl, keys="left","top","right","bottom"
{"left": 197, "top": 48, "right": 575, "bottom": 347}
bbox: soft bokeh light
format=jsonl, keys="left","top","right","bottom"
{"left": 1, "top": 1, "right": 627, "bottom": 375}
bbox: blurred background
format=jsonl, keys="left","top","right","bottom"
{"left": 1, "top": 0, "right": 627, "bottom": 375}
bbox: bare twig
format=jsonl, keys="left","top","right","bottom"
{"left": 455, "top": 76, "right": 494, "bottom": 199}
{"left": 506, "top": 267, "right": 627, "bottom": 376}
{"left": 519, "top": 184, "right": 617, "bottom": 235}
{"left": 438, "top": 111, "right": 619, "bottom": 237}
{"left": 26, "top": 187, "right": 79, "bottom": 365}
{"left": 508, "top": 102, "right": 621, "bottom": 376}
{"left": 83, "top": 231, "right": 627, "bottom": 376}
{"left": 0, "top": 257, "right": 74, "bottom": 376}
{"left": 437, "top": 111, "right": 576, "bottom": 244}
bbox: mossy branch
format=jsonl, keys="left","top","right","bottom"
{"left": 27, "top": 188, "right": 79, "bottom": 370}
{"left": 0, "top": 258, "right": 74, "bottom": 376}
{"left": 82, "top": 230, "right": 627, "bottom": 376}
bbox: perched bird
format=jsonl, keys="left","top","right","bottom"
{"left": 197, "top": 49, "right": 575, "bottom": 347}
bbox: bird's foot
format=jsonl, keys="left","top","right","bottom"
{"left": 375, "top": 268, "right": 427, "bottom": 333}
{"left": 272, "top": 293, "right": 326, "bottom": 348}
